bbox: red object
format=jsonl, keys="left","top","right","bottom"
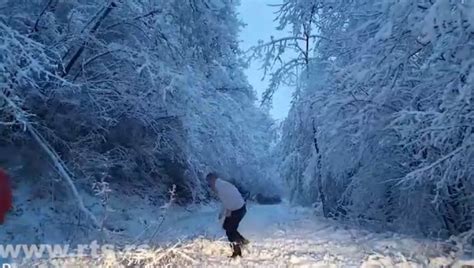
{"left": 0, "top": 168, "right": 13, "bottom": 224}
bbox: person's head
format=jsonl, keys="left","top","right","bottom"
{"left": 206, "top": 172, "right": 218, "bottom": 189}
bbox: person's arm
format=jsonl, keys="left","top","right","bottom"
{"left": 218, "top": 205, "right": 225, "bottom": 220}
{"left": 218, "top": 205, "right": 232, "bottom": 219}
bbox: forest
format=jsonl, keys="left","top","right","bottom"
{"left": 0, "top": 0, "right": 277, "bottom": 237}
{"left": 0, "top": 0, "right": 472, "bottom": 266}
{"left": 266, "top": 0, "right": 474, "bottom": 238}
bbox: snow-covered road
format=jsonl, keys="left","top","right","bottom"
{"left": 24, "top": 203, "right": 472, "bottom": 267}
{"left": 153, "top": 203, "right": 470, "bottom": 267}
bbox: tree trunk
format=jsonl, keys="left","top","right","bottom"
{"left": 63, "top": 1, "right": 117, "bottom": 76}
{"left": 312, "top": 118, "right": 329, "bottom": 217}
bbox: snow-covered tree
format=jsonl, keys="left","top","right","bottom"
{"left": 264, "top": 0, "right": 473, "bottom": 237}
{"left": 0, "top": 0, "right": 275, "bottom": 231}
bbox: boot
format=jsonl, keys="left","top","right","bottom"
{"left": 229, "top": 243, "right": 242, "bottom": 258}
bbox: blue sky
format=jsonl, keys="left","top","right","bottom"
{"left": 237, "top": 0, "right": 293, "bottom": 121}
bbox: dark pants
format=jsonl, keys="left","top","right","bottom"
{"left": 223, "top": 204, "right": 247, "bottom": 255}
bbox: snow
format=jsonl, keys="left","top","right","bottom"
{"left": 18, "top": 202, "right": 472, "bottom": 267}
{"left": 375, "top": 22, "right": 393, "bottom": 41}
{"left": 1, "top": 0, "right": 473, "bottom": 266}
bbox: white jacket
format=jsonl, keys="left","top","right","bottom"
{"left": 215, "top": 178, "right": 245, "bottom": 218}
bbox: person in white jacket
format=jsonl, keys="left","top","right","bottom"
{"left": 207, "top": 172, "right": 249, "bottom": 258}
